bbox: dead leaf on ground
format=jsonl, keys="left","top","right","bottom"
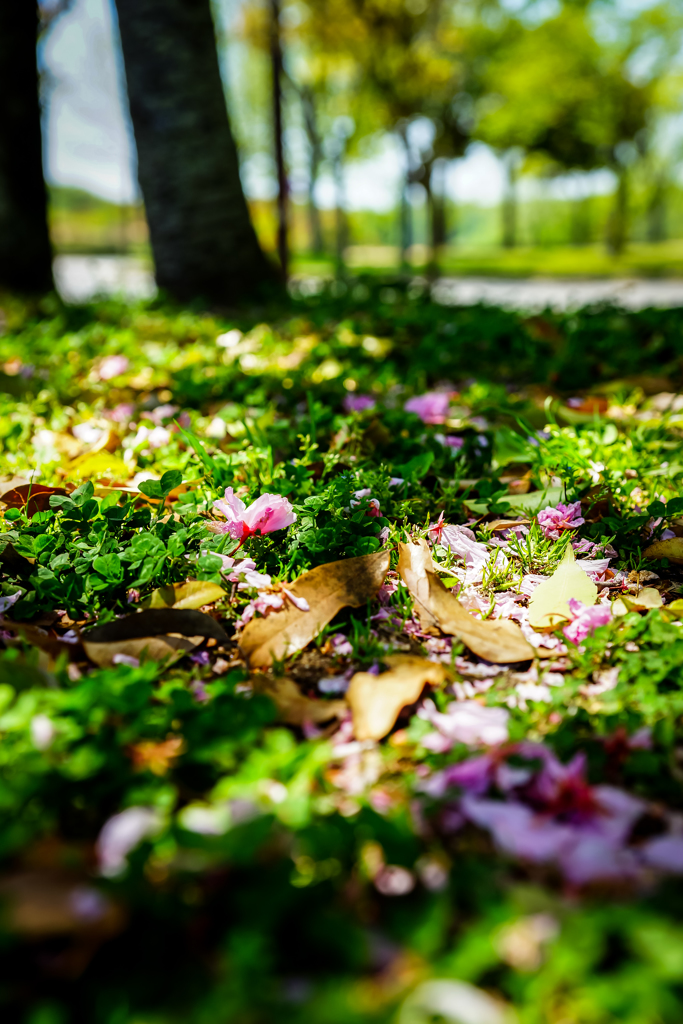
{"left": 398, "top": 540, "right": 535, "bottom": 664}
{"left": 644, "top": 537, "right": 683, "bottom": 565}
{"left": 240, "top": 550, "right": 390, "bottom": 669}
{"left": 142, "top": 580, "right": 227, "bottom": 611}
{"left": 0, "top": 871, "right": 125, "bottom": 938}
{"left": 1, "top": 482, "right": 68, "bottom": 518}
{"left": 487, "top": 518, "right": 531, "bottom": 532}
{"left": 528, "top": 545, "right": 598, "bottom": 630}
{"left": 348, "top": 654, "right": 447, "bottom": 741}
{"left": 613, "top": 587, "right": 663, "bottom": 616}
{"left": 83, "top": 608, "right": 231, "bottom": 667}
{"left": 250, "top": 673, "right": 347, "bottom": 725}
{"left": 129, "top": 735, "right": 185, "bottom": 775}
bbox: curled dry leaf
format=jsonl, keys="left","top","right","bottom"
{"left": 240, "top": 550, "right": 390, "bottom": 668}
{"left": 644, "top": 537, "right": 683, "bottom": 565}
{"left": 83, "top": 609, "right": 232, "bottom": 668}
{"left": 250, "top": 673, "right": 347, "bottom": 725}
{"left": 348, "top": 654, "right": 447, "bottom": 741}
{"left": 528, "top": 545, "right": 598, "bottom": 629}
{"left": 398, "top": 540, "right": 534, "bottom": 664}
{"left": 142, "top": 580, "right": 226, "bottom": 611}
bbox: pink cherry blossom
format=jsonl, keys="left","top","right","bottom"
{"left": 418, "top": 699, "right": 510, "bottom": 753}
{"left": 563, "top": 598, "right": 612, "bottom": 644}
{"left": 97, "top": 355, "right": 129, "bottom": 381}
{"left": 404, "top": 391, "right": 452, "bottom": 424}
{"left": 210, "top": 488, "right": 296, "bottom": 541}
{"left": 214, "top": 554, "right": 272, "bottom": 590}
{"left": 103, "top": 402, "right": 135, "bottom": 423}
{"left": 97, "top": 806, "right": 162, "bottom": 876}
{"left": 434, "top": 434, "right": 464, "bottom": 449}
{"left": 350, "top": 490, "right": 382, "bottom": 517}
{"left": 343, "top": 394, "right": 376, "bottom": 413}
{"left": 537, "top": 500, "right": 585, "bottom": 540}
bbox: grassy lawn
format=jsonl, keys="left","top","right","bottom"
{"left": 1, "top": 282, "right": 683, "bottom": 1022}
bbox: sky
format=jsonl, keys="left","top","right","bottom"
{"left": 40, "top": 0, "right": 619, "bottom": 210}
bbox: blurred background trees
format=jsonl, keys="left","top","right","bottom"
{"left": 8, "top": 0, "right": 683, "bottom": 295}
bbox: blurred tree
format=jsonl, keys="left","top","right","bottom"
{"left": 114, "top": 0, "right": 275, "bottom": 303}
{"left": 297, "top": 0, "right": 481, "bottom": 269}
{"left": 473, "top": 5, "right": 662, "bottom": 253}
{"left": 0, "top": 2, "right": 53, "bottom": 293}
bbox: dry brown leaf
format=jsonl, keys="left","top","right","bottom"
{"left": 487, "top": 518, "right": 531, "bottom": 532}
{"left": 84, "top": 633, "right": 204, "bottom": 668}
{"left": 83, "top": 609, "right": 231, "bottom": 668}
{"left": 348, "top": 654, "right": 447, "bottom": 741}
{"left": 1, "top": 482, "right": 68, "bottom": 518}
{"left": 398, "top": 539, "right": 535, "bottom": 664}
{"left": 129, "top": 735, "right": 185, "bottom": 775}
{"left": 142, "top": 580, "right": 227, "bottom": 611}
{"left": 644, "top": 537, "right": 683, "bottom": 565}
{"left": 240, "top": 550, "right": 390, "bottom": 668}
{"left": 0, "top": 872, "right": 125, "bottom": 937}
{"left": 250, "top": 673, "right": 347, "bottom": 725}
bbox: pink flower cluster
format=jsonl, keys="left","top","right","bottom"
{"left": 210, "top": 488, "right": 296, "bottom": 542}
{"left": 350, "top": 488, "right": 382, "bottom": 517}
{"left": 563, "top": 598, "right": 612, "bottom": 644}
{"left": 404, "top": 391, "right": 453, "bottom": 424}
{"left": 537, "top": 500, "right": 585, "bottom": 541}
{"left": 421, "top": 741, "right": 683, "bottom": 886}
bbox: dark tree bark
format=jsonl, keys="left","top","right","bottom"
{"left": 647, "top": 174, "right": 667, "bottom": 244}
{"left": 0, "top": 2, "right": 53, "bottom": 293}
{"left": 299, "top": 85, "right": 324, "bottom": 256}
{"left": 114, "top": 0, "right": 275, "bottom": 304}
{"left": 606, "top": 165, "right": 629, "bottom": 256}
{"left": 270, "top": 0, "right": 289, "bottom": 277}
{"left": 501, "top": 150, "right": 517, "bottom": 249}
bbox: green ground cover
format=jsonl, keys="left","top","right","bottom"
{"left": 2, "top": 282, "right": 683, "bottom": 1022}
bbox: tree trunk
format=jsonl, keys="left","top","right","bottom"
{"left": 647, "top": 174, "right": 667, "bottom": 244}
{"left": 428, "top": 158, "right": 447, "bottom": 275}
{"left": 570, "top": 195, "right": 592, "bottom": 246}
{"left": 114, "top": 0, "right": 275, "bottom": 304}
{"left": 399, "top": 134, "right": 413, "bottom": 270}
{"left": 0, "top": 2, "right": 53, "bottom": 293}
{"left": 606, "top": 165, "right": 629, "bottom": 256}
{"left": 501, "top": 150, "right": 517, "bottom": 249}
{"left": 333, "top": 152, "right": 347, "bottom": 277}
{"left": 270, "top": 0, "right": 289, "bottom": 278}
{"left": 299, "top": 86, "right": 324, "bottom": 256}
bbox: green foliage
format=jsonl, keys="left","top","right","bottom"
{"left": 2, "top": 285, "right": 683, "bottom": 1023}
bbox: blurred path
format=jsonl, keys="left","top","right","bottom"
{"left": 432, "top": 276, "right": 683, "bottom": 311}
{"left": 54, "top": 255, "right": 683, "bottom": 310}
{"left": 54, "top": 255, "right": 156, "bottom": 303}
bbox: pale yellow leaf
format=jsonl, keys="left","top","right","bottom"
{"left": 644, "top": 537, "right": 683, "bottom": 565}
{"left": 527, "top": 545, "right": 597, "bottom": 629}
{"left": 612, "top": 587, "right": 663, "bottom": 616}
{"left": 142, "top": 580, "right": 226, "bottom": 610}
{"left": 348, "top": 654, "right": 447, "bottom": 741}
